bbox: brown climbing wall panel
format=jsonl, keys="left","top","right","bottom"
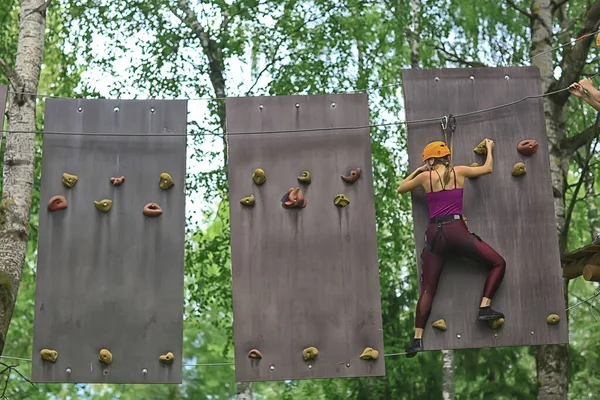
{"left": 402, "top": 67, "right": 568, "bottom": 350}
{"left": 226, "top": 94, "right": 385, "bottom": 382}
{"left": 32, "top": 99, "right": 187, "bottom": 383}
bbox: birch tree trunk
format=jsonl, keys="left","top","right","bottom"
{"left": 0, "top": 0, "right": 47, "bottom": 354}
{"left": 441, "top": 349, "right": 455, "bottom": 400}
{"left": 531, "top": 1, "right": 568, "bottom": 398}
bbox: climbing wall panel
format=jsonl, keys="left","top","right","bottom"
{"left": 0, "top": 85, "right": 7, "bottom": 123}
{"left": 32, "top": 99, "right": 187, "bottom": 383}
{"left": 226, "top": 94, "right": 385, "bottom": 382}
{"left": 402, "top": 67, "right": 568, "bottom": 350}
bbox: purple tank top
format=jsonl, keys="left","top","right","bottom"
{"left": 425, "top": 168, "right": 464, "bottom": 219}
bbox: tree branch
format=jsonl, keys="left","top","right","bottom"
{"left": 552, "top": 0, "right": 570, "bottom": 12}
{"left": 433, "top": 45, "right": 488, "bottom": 68}
{"left": 563, "top": 122, "right": 600, "bottom": 152}
{"left": 550, "top": 0, "right": 600, "bottom": 104}
{"left": 0, "top": 362, "right": 34, "bottom": 398}
{"left": 505, "top": 0, "right": 532, "bottom": 19}
{"left": 0, "top": 57, "right": 20, "bottom": 90}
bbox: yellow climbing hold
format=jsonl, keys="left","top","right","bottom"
{"left": 473, "top": 140, "right": 487, "bottom": 155}
{"left": 297, "top": 170, "right": 311, "bottom": 183}
{"left": 94, "top": 199, "right": 113, "bottom": 213}
{"left": 334, "top": 193, "right": 350, "bottom": 207}
{"left": 359, "top": 347, "right": 379, "bottom": 360}
{"left": 512, "top": 162, "right": 526, "bottom": 177}
{"left": 40, "top": 349, "right": 58, "bottom": 363}
{"left": 471, "top": 162, "right": 480, "bottom": 167}
{"left": 240, "top": 194, "right": 255, "bottom": 206}
{"left": 546, "top": 314, "right": 560, "bottom": 325}
{"left": 303, "top": 347, "right": 319, "bottom": 360}
{"left": 62, "top": 173, "right": 78, "bottom": 188}
{"left": 159, "top": 352, "right": 175, "bottom": 365}
{"left": 432, "top": 319, "right": 448, "bottom": 331}
{"left": 488, "top": 318, "right": 505, "bottom": 330}
{"left": 159, "top": 172, "right": 175, "bottom": 190}
{"left": 99, "top": 349, "right": 113, "bottom": 365}
{"left": 252, "top": 168, "right": 266, "bottom": 185}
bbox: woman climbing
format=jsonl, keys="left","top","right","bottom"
{"left": 397, "top": 139, "right": 506, "bottom": 358}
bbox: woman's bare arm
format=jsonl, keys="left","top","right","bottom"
{"left": 398, "top": 165, "right": 428, "bottom": 193}
{"left": 455, "top": 139, "right": 494, "bottom": 178}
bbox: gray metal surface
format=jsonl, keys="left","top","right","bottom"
{"left": 32, "top": 99, "right": 187, "bottom": 383}
{"left": 226, "top": 94, "right": 385, "bottom": 382}
{"left": 402, "top": 67, "right": 568, "bottom": 350}
{"left": 0, "top": 85, "right": 7, "bottom": 124}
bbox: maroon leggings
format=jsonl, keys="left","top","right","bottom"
{"left": 415, "top": 219, "right": 506, "bottom": 329}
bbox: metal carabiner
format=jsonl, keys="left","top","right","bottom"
{"left": 447, "top": 114, "right": 457, "bottom": 134}
{"left": 440, "top": 116, "right": 449, "bottom": 132}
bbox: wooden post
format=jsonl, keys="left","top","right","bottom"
{"left": 583, "top": 264, "right": 600, "bottom": 282}
{"left": 562, "top": 253, "right": 600, "bottom": 279}
{"left": 562, "top": 263, "right": 585, "bottom": 279}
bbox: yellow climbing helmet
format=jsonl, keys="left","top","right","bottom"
{"left": 422, "top": 141, "right": 451, "bottom": 162}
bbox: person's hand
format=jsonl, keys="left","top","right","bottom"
{"left": 569, "top": 82, "right": 585, "bottom": 98}
{"left": 579, "top": 78, "right": 594, "bottom": 91}
{"left": 415, "top": 164, "right": 429, "bottom": 174}
{"left": 485, "top": 138, "right": 494, "bottom": 151}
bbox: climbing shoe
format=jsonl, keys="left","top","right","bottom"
{"left": 477, "top": 306, "right": 505, "bottom": 321}
{"left": 405, "top": 338, "right": 423, "bottom": 358}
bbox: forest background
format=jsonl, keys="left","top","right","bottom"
{"left": 0, "top": 0, "right": 599, "bottom": 399}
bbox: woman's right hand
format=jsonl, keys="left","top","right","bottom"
{"left": 485, "top": 138, "right": 494, "bottom": 151}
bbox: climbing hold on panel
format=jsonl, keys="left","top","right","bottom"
{"left": 512, "top": 162, "right": 526, "bottom": 177}
{"left": 546, "top": 314, "right": 560, "bottom": 325}
{"left": 488, "top": 318, "right": 505, "bottom": 330}
{"left": 281, "top": 187, "right": 307, "bottom": 208}
{"left": 159, "top": 173, "right": 174, "bottom": 190}
{"left": 240, "top": 194, "right": 255, "bottom": 206}
{"left": 517, "top": 140, "right": 538, "bottom": 156}
{"left": 48, "top": 195, "right": 68, "bottom": 212}
{"left": 62, "top": 173, "right": 78, "bottom": 188}
{"left": 303, "top": 347, "right": 319, "bottom": 360}
{"left": 341, "top": 168, "right": 361, "bottom": 183}
{"left": 297, "top": 171, "right": 311, "bottom": 184}
{"left": 99, "top": 349, "right": 113, "bottom": 365}
{"left": 40, "top": 349, "right": 58, "bottom": 362}
{"left": 248, "top": 349, "right": 262, "bottom": 359}
{"left": 94, "top": 199, "right": 113, "bottom": 213}
{"left": 252, "top": 168, "right": 266, "bottom": 185}
{"left": 359, "top": 347, "right": 379, "bottom": 360}
{"left": 432, "top": 319, "right": 448, "bottom": 331}
{"left": 159, "top": 352, "right": 175, "bottom": 365}
{"left": 473, "top": 140, "right": 487, "bottom": 155}
{"left": 471, "top": 162, "right": 480, "bottom": 167}
{"left": 110, "top": 176, "right": 125, "bottom": 186}
{"left": 334, "top": 193, "right": 350, "bottom": 207}
{"left": 143, "top": 202, "right": 162, "bottom": 217}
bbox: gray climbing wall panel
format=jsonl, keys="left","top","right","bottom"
{"left": 0, "top": 85, "right": 7, "bottom": 123}
{"left": 226, "top": 94, "right": 385, "bottom": 382}
{"left": 402, "top": 67, "right": 568, "bottom": 350}
{"left": 32, "top": 99, "right": 187, "bottom": 383}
